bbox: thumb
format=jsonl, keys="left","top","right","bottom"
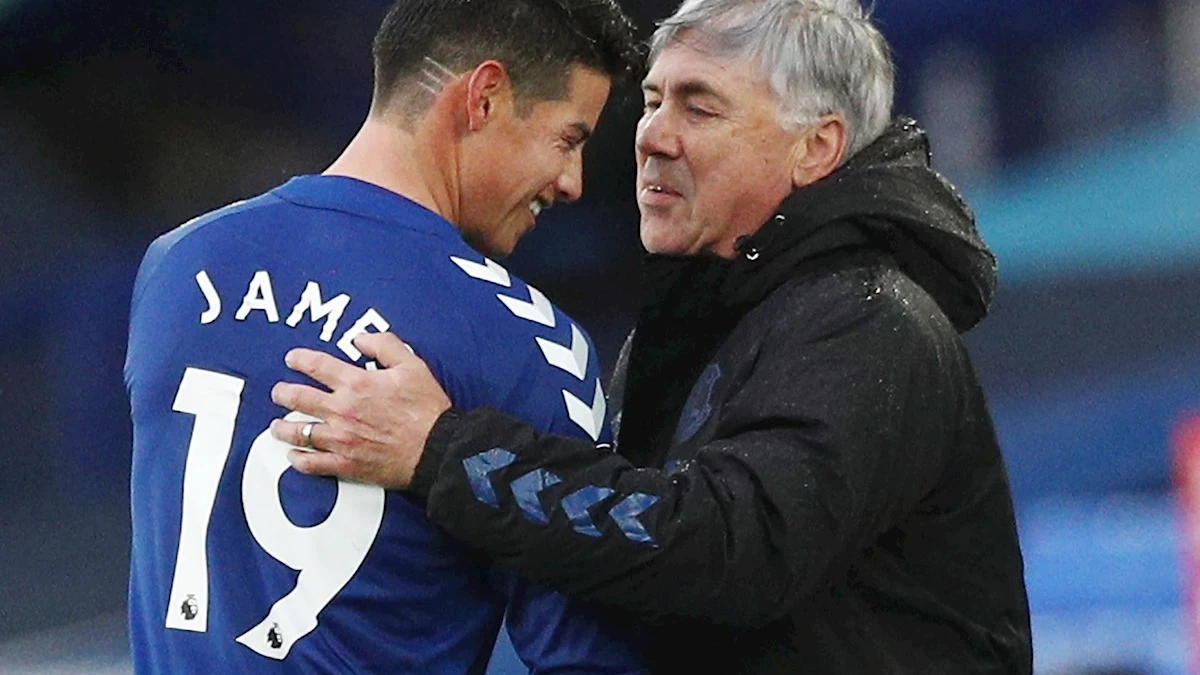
{"left": 354, "top": 331, "right": 416, "bottom": 368}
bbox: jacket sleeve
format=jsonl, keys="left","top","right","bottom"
{"left": 409, "top": 286, "right": 961, "bottom": 628}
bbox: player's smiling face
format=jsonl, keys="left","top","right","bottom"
{"left": 459, "top": 64, "right": 611, "bottom": 258}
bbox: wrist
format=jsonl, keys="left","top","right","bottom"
{"left": 409, "top": 407, "right": 464, "bottom": 500}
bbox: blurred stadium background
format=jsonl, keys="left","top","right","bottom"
{"left": 2, "top": 0, "right": 1199, "bottom": 673}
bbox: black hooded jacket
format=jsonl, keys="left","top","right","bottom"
{"left": 410, "top": 119, "right": 1033, "bottom": 674}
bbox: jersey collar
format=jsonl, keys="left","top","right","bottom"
{"left": 273, "top": 175, "right": 459, "bottom": 239}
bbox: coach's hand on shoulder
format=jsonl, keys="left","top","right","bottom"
{"left": 270, "top": 332, "right": 451, "bottom": 490}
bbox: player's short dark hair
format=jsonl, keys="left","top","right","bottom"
{"left": 372, "top": 0, "right": 642, "bottom": 117}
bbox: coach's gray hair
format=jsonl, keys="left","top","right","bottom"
{"left": 649, "top": 0, "right": 894, "bottom": 159}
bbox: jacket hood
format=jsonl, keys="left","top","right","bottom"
{"left": 728, "top": 117, "right": 997, "bottom": 332}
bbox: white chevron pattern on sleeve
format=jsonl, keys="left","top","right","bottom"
{"left": 450, "top": 256, "right": 512, "bottom": 288}
{"left": 563, "top": 379, "right": 606, "bottom": 441}
{"left": 449, "top": 255, "right": 604, "bottom": 442}
{"left": 498, "top": 286, "right": 556, "bottom": 328}
{"left": 535, "top": 324, "right": 589, "bottom": 380}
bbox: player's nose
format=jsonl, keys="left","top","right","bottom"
{"left": 555, "top": 154, "right": 584, "bottom": 203}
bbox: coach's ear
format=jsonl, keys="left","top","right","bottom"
{"left": 791, "top": 114, "right": 847, "bottom": 188}
{"left": 465, "top": 60, "right": 515, "bottom": 132}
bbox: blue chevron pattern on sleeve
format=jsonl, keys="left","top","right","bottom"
{"left": 511, "top": 469, "right": 563, "bottom": 524}
{"left": 608, "top": 493, "right": 661, "bottom": 546}
{"left": 560, "top": 486, "right": 616, "bottom": 538}
{"left": 463, "top": 448, "right": 518, "bottom": 507}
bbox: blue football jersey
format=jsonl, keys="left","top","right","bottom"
{"left": 124, "top": 176, "right": 641, "bottom": 674}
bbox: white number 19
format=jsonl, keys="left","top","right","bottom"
{"left": 162, "top": 367, "right": 385, "bottom": 660}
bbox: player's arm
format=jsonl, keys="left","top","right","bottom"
{"left": 463, "top": 314, "right": 646, "bottom": 674}
{"left": 409, "top": 298, "right": 954, "bottom": 628}
{"left": 492, "top": 569, "right": 647, "bottom": 674}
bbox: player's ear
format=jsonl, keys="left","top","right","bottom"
{"left": 465, "top": 61, "right": 513, "bottom": 132}
{"left": 791, "top": 114, "right": 847, "bottom": 188}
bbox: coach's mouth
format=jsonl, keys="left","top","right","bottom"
{"left": 639, "top": 183, "right": 683, "bottom": 208}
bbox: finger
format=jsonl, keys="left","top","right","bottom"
{"left": 270, "top": 417, "right": 338, "bottom": 453}
{"left": 271, "top": 382, "right": 339, "bottom": 419}
{"left": 288, "top": 448, "right": 362, "bottom": 480}
{"left": 354, "top": 331, "right": 416, "bottom": 368}
{"left": 285, "top": 347, "right": 360, "bottom": 389}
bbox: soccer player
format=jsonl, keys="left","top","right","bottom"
{"left": 123, "top": 1, "right": 643, "bottom": 673}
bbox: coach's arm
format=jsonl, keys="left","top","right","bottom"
{"left": 271, "top": 326, "right": 944, "bottom": 627}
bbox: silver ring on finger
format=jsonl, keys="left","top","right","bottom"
{"left": 299, "top": 421, "right": 319, "bottom": 449}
